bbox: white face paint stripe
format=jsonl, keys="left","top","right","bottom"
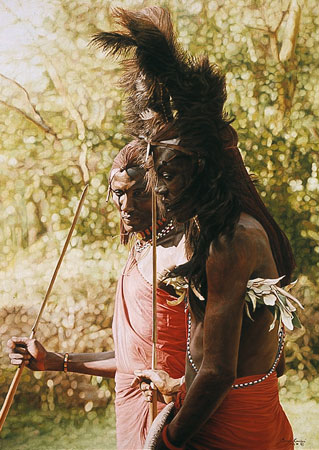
{"left": 159, "top": 138, "right": 181, "bottom": 146}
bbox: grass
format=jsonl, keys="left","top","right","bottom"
{"left": 1, "top": 400, "right": 318, "bottom": 450}
{"left": 0, "top": 404, "right": 117, "bottom": 450}
{"left": 282, "top": 400, "right": 319, "bottom": 449}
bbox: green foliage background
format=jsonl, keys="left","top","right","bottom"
{"left": 0, "top": 0, "right": 318, "bottom": 446}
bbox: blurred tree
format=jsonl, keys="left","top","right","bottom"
{"left": 1, "top": 0, "right": 317, "bottom": 277}
{"left": 0, "top": 0, "right": 318, "bottom": 399}
{"left": 179, "top": 0, "right": 318, "bottom": 281}
{"left": 0, "top": 0, "right": 127, "bottom": 270}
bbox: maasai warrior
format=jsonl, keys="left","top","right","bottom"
{"left": 93, "top": 7, "right": 303, "bottom": 449}
{"left": 7, "top": 142, "right": 187, "bottom": 449}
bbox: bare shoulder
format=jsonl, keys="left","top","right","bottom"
{"left": 209, "top": 213, "right": 268, "bottom": 258}
{"left": 237, "top": 212, "right": 268, "bottom": 237}
{"left": 207, "top": 213, "right": 272, "bottom": 286}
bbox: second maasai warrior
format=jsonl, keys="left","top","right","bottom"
{"left": 7, "top": 142, "right": 187, "bottom": 449}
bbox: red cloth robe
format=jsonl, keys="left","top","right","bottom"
{"left": 175, "top": 372, "right": 293, "bottom": 449}
{"left": 113, "top": 250, "right": 186, "bottom": 449}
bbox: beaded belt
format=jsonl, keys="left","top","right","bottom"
{"left": 186, "top": 312, "right": 285, "bottom": 389}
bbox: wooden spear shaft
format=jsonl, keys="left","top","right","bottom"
{"left": 149, "top": 187, "right": 158, "bottom": 421}
{"left": 0, "top": 184, "right": 89, "bottom": 433}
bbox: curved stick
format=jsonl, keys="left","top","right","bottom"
{"left": 0, "top": 184, "right": 89, "bottom": 432}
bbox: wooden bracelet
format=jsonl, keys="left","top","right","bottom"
{"left": 162, "top": 425, "right": 184, "bottom": 450}
{"left": 63, "top": 352, "right": 69, "bottom": 373}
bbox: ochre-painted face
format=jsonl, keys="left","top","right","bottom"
{"left": 110, "top": 168, "right": 152, "bottom": 233}
{"left": 153, "top": 147, "right": 194, "bottom": 223}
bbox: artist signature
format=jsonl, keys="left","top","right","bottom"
{"left": 282, "top": 437, "right": 306, "bottom": 446}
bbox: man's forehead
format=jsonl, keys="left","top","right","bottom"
{"left": 110, "top": 168, "right": 146, "bottom": 189}
{"left": 153, "top": 147, "right": 190, "bottom": 167}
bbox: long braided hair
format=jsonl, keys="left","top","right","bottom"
{"left": 171, "top": 125, "right": 295, "bottom": 301}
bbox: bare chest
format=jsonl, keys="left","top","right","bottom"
{"left": 136, "top": 236, "right": 187, "bottom": 285}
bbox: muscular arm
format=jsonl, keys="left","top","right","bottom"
{"left": 8, "top": 337, "right": 117, "bottom": 378}
{"left": 167, "top": 227, "right": 257, "bottom": 446}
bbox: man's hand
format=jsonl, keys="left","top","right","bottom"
{"left": 131, "top": 369, "right": 183, "bottom": 403}
{"left": 7, "top": 337, "right": 48, "bottom": 371}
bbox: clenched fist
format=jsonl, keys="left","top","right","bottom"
{"left": 7, "top": 337, "right": 48, "bottom": 371}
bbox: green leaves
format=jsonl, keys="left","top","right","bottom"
{"left": 245, "top": 277, "right": 303, "bottom": 331}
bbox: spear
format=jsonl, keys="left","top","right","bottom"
{"left": 149, "top": 187, "right": 158, "bottom": 422}
{"left": 144, "top": 142, "right": 158, "bottom": 422}
{"left": 0, "top": 184, "right": 89, "bottom": 432}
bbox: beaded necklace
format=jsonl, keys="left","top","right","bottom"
{"left": 135, "top": 219, "right": 175, "bottom": 253}
{"left": 135, "top": 218, "right": 166, "bottom": 241}
{"left": 186, "top": 311, "right": 285, "bottom": 389}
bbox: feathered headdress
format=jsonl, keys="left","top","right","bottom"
{"left": 91, "top": 6, "right": 230, "bottom": 158}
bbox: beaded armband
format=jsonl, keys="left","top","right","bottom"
{"left": 63, "top": 352, "right": 69, "bottom": 373}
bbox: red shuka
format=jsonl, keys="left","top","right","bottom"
{"left": 113, "top": 251, "right": 186, "bottom": 449}
{"left": 175, "top": 372, "right": 293, "bottom": 449}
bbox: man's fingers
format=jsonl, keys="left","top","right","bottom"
{"left": 130, "top": 377, "right": 140, "bottom": 388}
{"left": 9, "top": 352, "right": 31, "bottom": 360}
{"left": 131, "top": 376, "right": 149, "bottom": 388}
{"left": 9, "top": 346, "right": 29, "bottom": 355}
{"left": 7, "top": 337, "right": 29, "bottom": 350}
{"left": 131, "top": 376, "right": 157, "bottom": 392}
{"left": 134, "top": 370, "right": 159, "bottom": 384}
{"left": 10, "top": 358, "right": 29, "bottom": 366}
{"left": 134, "top": 369, "right": 154, "bottom": 378}
{"left": 11, "top": 337, "right": 29, "bottom": 344}
{"left": 140, "top": 388, "right": 153, "bottom": 402}
{"left": 140, "top": 381, "right": 152, "bottom": 391}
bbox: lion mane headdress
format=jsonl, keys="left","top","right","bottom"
{"left": 91, "top": 7, "right": 295, "bottom": 293}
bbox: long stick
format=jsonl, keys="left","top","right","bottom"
{"left": 149, "top": 188, "right": 158, "bottom": 422}
{"left": 0, "top": 184, "right": 89, "bottom": 433}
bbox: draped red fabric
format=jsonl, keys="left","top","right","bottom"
{"left": 175, "top": 372, "right": 293, "bottom": 450}
{"left": 113, "top": 250, "right": 187, "bottom": 449}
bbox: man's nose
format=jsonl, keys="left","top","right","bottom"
{"left": 121, "top": 194, "right": 134, "bottom": 212}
